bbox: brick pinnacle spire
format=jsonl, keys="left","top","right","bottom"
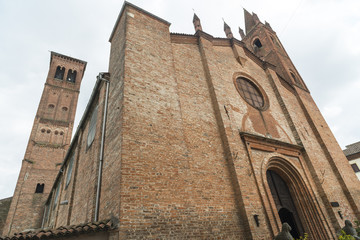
{"left": 193, "top": 13, "right": 202, "bottom": 32}
{"left": 239, "top": 27, "right": 245, "bottom": 39}
{"left": 224, "top": 21, "right": 233, "bottom": 39}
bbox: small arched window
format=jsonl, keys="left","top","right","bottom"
{"left": 67, "top": 70, "right": 77, "bottom": 83}
{"left": 54, "top": 66, "right": 65, "bottom": 80}
{"left": 253, "top": 38, "right": 262, "bottom": 49}
{"left": 290, "top": 71, "right": 301, "bottom": 85}
{"left": 66, "top": 154, "right": 75, "bottom": 187}
{"left": 53, "top": 181, "right": 61, "bottom": 209}
{"left": 87, "top": 105, "right": 98, "bottom": 148}
{"left": 35, "top": 183, "right": 45, "bottom": 193}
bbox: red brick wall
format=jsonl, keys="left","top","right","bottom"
{"left": 103, "top": 4, "right": 360, "bottom": 239}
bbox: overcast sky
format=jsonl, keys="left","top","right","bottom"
{"left": 0, "top": 0, "right": 359, "bottom": 199}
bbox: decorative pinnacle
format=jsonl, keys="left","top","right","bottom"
{"left": 265, "top": 21, "right": 273, "bottom": 31}
{"left": 252, "top": 12, "right": 260, "bottom": 23}
{"left": 223, "top": 20, "right": 230, "bottom": 31}
{"left": 244, "top": 8, "right": 256, "bottom": 34}
{"left": 223, "top": 21, "right": 233, "bottom": 39}
{"left": 193, "top": 13, "right": 200, "bottom": 22}
{"left": 239, "top": 27, "right": 245, "bottom": 39}
{"left": 193, "top": 13, "right": 202, "bottom": 32}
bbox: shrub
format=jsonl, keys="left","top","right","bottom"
{"left": 338, "top": 230, "right": 355, "bottom": 240}
{"left": 295, "top": 233, "right": 308, "bottom": 240}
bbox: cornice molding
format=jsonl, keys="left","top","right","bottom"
{"left": 239, "top": 131, "right": 303, "bottom": 157}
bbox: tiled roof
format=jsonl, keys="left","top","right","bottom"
{"left": 343, "top": 141, "right": 360, "bottom": 156}
{"left": 0, "top": 219, "right": 116, "bottom": 240}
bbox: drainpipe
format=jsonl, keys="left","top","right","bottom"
{"left": 94, "top": 73, "right": 110, "bottom": 222}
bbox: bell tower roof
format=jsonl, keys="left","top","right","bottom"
{"left": 243, "top": 8, "right": 262, "bottom": 34}
{"left": 50, "top": 51, "right": 87, "bottom": 66}
{"left": 244, "top": 8, "right": 256, "bottom": 34}
{"left": 192, "top": 13, "right": 200, "bottom": 22}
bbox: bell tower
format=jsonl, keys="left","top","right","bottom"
{"left": 3, "top": 52, "right": 86, "bottom": 235}
{"left": 241, "top": 9, "right": 307, "bottom": 90}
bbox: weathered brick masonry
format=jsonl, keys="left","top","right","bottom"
{"left": 2, "top": 2, "right": 360, "bottom": 240}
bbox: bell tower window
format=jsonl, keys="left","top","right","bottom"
{"left": 253, "top": 38, "right": 262, "bottom": 48}
{"left": 35, "top": 183, "right": 45, "bottom": 193}
{"left": 54, "top": 66, "right": 65, "bottom": 80}
{"left": 67, "top": 70, "right": 77, "bottom": 83}
{"left": 290, "top": 71, "right": 301, "bottom": 85}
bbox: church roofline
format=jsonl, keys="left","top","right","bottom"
{"left": 109, "top": 1, "right": 171, "bottom": 42}
{"left": 170, "top": 31, "right": 275, "bottom": 72}
{"left": 0, "top": 219, "right": 116, "bottom": 240}
{"left": 50, "top": 51, "right": 87, "bottom": 76}
{"left": 344, "top": 141, "right": 360, "bottom": 156}
{"left": 50, "top": 51, "right": 87, "bottom": 66}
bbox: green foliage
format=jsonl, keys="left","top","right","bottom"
{"left": 338, "top": 230, "right": 355, "bottom": 240}
{"left": 294, "top": 233, "right": 308, "bottom": 240}
{"left": 293, "top": 231, "right": 358, "bottom": 240}
{"left": 355, "top": 220, "right": 360, "bottom": 235}
{"left": 293, "top": 220, "right": 360, "bottom": 240}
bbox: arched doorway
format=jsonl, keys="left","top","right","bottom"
{"left": 267, "top": 170, "right": 304, "bottom": 239}
{"left": 278, "top": 208, "right": 300, "bottom": 238}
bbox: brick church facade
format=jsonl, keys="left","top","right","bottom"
{"left": 2, "top": 2, "right": 360, "bottom": 239}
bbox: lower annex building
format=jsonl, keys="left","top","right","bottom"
{"left": 2, "top": 2, "right": 360, "bottom": 239}
{"left": 344, "top": 141, "right": 360, "bottom": 181}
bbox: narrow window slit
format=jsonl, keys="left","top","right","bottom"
{"left": 35, "top": 183, "right": 45, "bottom": 193}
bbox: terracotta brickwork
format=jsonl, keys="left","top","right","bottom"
{"left": 2, "top": 53, "right": 86, "bottom": 236}
{"left": 3, "top": 2, "right": 360, "bottom": 240}
{"left": 0, "top": 219, "right": 117, "bottom": 240}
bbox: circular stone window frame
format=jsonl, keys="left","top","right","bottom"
{"left": 233, "top": 72, "right": 269, "bottom": 111}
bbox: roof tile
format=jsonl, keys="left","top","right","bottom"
{"left": 0, "top": 219, "right": 116, "bottom": 240}
{"left": 343, "top": 141, "right": 360, "bottom": 156}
